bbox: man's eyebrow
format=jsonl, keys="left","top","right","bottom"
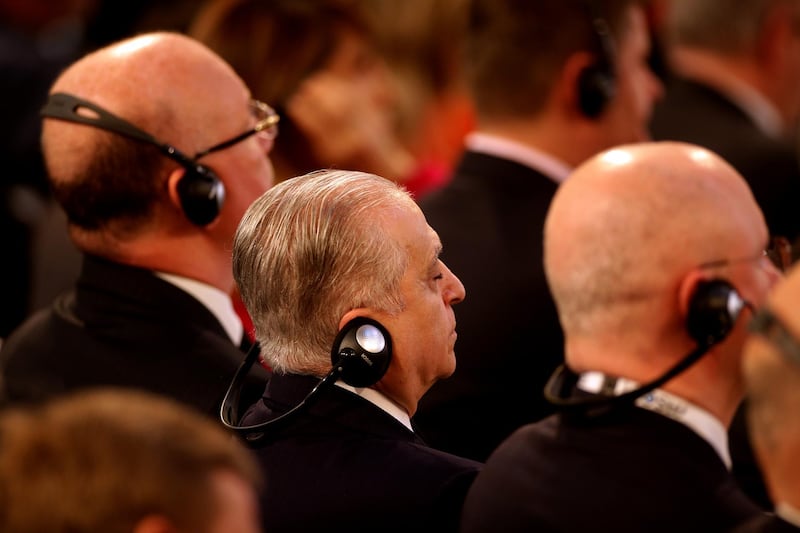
{"left": 433, "top": 242, "right": 443, "bottom": 262}
{"left": 427, "top": 242, "right": 443, "bottom": 271}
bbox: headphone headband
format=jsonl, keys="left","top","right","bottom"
{"left": 41, "top": 92, "right": 224, "bottom": 226}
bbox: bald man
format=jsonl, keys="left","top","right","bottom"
{"left": 735, "top": 267, "right": 800, "bottom": 532}
{"left": 461, "top": 142, "right": 781, "bottom": 533}
{"left": 0, "top": 32, "right": 273, "bottom": 416}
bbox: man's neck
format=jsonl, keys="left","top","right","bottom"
{"left": 76, "top": 231, "right": 234, "bottom": 293}
{"left": 475, "top": 114, "right": 606, "bottom": 169}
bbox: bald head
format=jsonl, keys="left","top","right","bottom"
{"left": 544, "top": 141, "right": 766, "bottom": 341}
{"left": 44, "top": 32, "right": 250, "bottom": 174}
{"left": 42, "top": 32, "right": 254, "bottom": 238}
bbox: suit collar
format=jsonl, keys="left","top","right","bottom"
{"left": 334, "top": 381, "right": 413, "bottom": 431}
{"left": 155, "top": 271, "right": 242, "bottom": 344}
{"left": 453, "top": 150, "right": 561, "bottom": 193}
{"left": 71, "top": 254, "right": 230, "bottom": 340}
{"left": 576, "top": 372, "right": 731, "bottom": 469}
{"left": 669, "top": 54, "right": 783, "bottom": 138}
{"left": 465, "top": 132, "right": 572, "bottom": 183}
{"left": 251, "top": 373, "right": 424, "bottom": 443}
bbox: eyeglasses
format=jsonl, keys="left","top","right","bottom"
{"left": 749, "top": 307, "right": 800, "bottom": 367}
{"left": 697, "top": 236, "right": 793, "bottom": 273}
{"left": 194, "top": 100, "right": 280, "bottom": 159}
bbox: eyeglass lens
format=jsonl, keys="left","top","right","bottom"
{"left": 766, "top": 236, "right": 793, "bottom": 271}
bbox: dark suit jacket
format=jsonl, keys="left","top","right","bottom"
{"left": 461, "top": 407, "right": 762, "bottom": 533}
{"left": 732, "top": 515, "right": 800, "bottom": 533}
{"left": 241, "top": 373, "right": 482, "bottom": 533}
{"left": 415, "top": 150, "right": 563, "bottom": 461}
{"left": 0, "top": 253, "right": 267, "bottom": 417}
{"left": 651, "top": 77, "right": 800, "bottom": 243}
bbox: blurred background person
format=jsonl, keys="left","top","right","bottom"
{"left": 415, "top": 0, "right": 664, "bottom": 462}
{"left": 361, "top": 0, "right": 474, "bottom": 198}
{"left": 739, "top": 268, "right": 800, "bottom": 532}
{"left": 0, "top": 0, "right": 98, "bottom": 339}
{"left": 651, "top": 0, "right": 800, "bottom": 247}
{"left": 0, "top": 388, "right": 263, "bottom": 533}
{"left": 650, "top": 0, "right": 800, "bottom": 508}
{"left": 189, "top": 0, "right": 447, "bottom": 198}
{"left": 0, "top": 32, "right": 272, "bottom": 415}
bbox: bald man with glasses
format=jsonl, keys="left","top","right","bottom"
{"left": 462, "top": 141, "right": 782, "bottom": 533}
{"left": 0, "top": 32, "right": 273, "bottom": 417}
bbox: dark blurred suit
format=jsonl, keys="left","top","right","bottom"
{"left": 0, "top": 253, "right": 267, "bottom": 417}
{"left": 651, "top": 77, "right": 800, "bottom": 244}
{"left": 242, "top": 372, "right": 482, "bottom": 533}
{"left": 415, "top": 149, "right": 563, "bottom": 461}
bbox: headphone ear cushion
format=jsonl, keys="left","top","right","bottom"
{"left": 577, "top": 64, "right": 616, "bottom": 118}
{"left": 331, "top": 317, "right": 392, "bottom": 388}
{"left": 176, "top": 164, "right": 225, "bottom": 226}
{"left": 686, "top": 279, "right": 744, "bottom": 345}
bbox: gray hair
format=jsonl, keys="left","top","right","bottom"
{"left": 667, "top": 0, "right": 797, "bottom": 53}
{"left": 233, "top": 170, "right": 410, "bottom": 375}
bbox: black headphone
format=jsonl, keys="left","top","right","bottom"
{"left": 544, "top": 278, "right": 750, "bottom": 415}
{"left": 686, "top": 278, "right": 748, "bottom": 345}
{"left": 220, "top": 316, "right": 392, "bottom": 445}
{"left": 40, "top": 92, "right": 225, "bottom": 226}
{"left": 577, "top": 11, "right": 618, "bottom": 118}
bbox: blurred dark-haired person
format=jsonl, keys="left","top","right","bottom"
{"left": 416, "top": 0, "right": 663, "bottom": 462}
{"left": 189, "top": 0, "right": 447, "bottom": 196}
{"left": 734, "top": 266, "right": 800, "bottom": 532}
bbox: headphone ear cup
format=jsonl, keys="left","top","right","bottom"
{"left": 176, "top": 164, "right": 225, "bottom": 226}
{"left": 331, "top": 317, "right": 392, "bottom": 388}
{"left": 577, "top": 64, "right": 616, "bottom": 118}
{"left": 686, "top": 279, "right": 745, "bottom": 346}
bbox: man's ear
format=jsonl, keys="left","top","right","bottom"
{"left": 338, "top": 308, "right": 391, "bottom": 332}
{"left": 166, "top": 167, "right": 186, "bottom": 213}
{"left": 555, "top": 51, "right": 602, "bottom": 119}
{"left": 677, "top": 268, "right": 711, "bottom": 319}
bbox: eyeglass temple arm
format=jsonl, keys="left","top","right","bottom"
{"left": 40, "top": 92, "right": 183, "bottom": 162}
{"left": 193, "top": 114, "right": 280, "bottom": 159}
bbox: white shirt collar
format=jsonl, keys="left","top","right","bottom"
{"left": 155, "top": 272, "right": 243, "bottom": 345}
{"left": 672, "top": 48, "right": 784, "bottom": 139}
{"left": 776, "top": 503, "right": 800, "bottom": 527}
{"left": 465, "top": 132, "right": 573, "bottom": 184}
{"left": 333, "top": 381, "right": 413, "bottom": 432}
{"left": 577, "top": 372, "right": 732, "bottom": 469}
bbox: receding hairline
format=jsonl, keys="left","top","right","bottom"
{"left": 47, "top": 32, "right": 244, "bottom": 142}
{"left": 544, "top": 142, "right": 761, "bottom": 324}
